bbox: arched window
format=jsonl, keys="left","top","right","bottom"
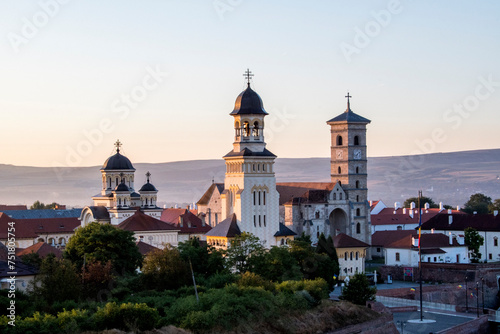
{"left": 344, "top": 252, "right": 348, "bottom": 261}
{"left": 243, "top": 121, "right": 250, "bottom": 136}
{"left": 235, "top": 121, "right": 240, "bottom": 137}
{"left": 263, "top": 191, "right": 266, "bottom": 205}
{"left": 253, "top": 192, "right": 256, "bottom": 205}
{"left": 281, "top": 238, "right": 285, "bottom": 245}
{"left": 336, "top": 135, "right": 343, "bottom": 146}
{"left": 258, "top": 191, "right": 261, "bottom": 205}
{"left": 315, "top": 211, "right": 320, "bottom": 219}
{"left": 356, "top": 208, "right": 361, "bottom": 216}
{"left": 339, "top": 193, "right": 343, "bottom": 200}
{"left": 333, "top": 193, "right": 337, "bottom": 200}
{"left": 338, "top": 166, "right": 341, "bottom": 174}
{"left": 254, "top": 215, "right": 256, "bottom": 227}
{"left": 354, "top": 136, "right": 360, "bottom": 145}
{"left": 264, "top": 215, "right": 266, "bottom": 227}
{"left": 356, "top": 251, "right": 359, "bottom": 260}
{"left": 356, "top": 222, "right": 361, "bottom": 234}
{"left": 259, "top": 215, "right": 262, "bottom": 227}
{"left": 356, "top": 195, "right": 359, "bottom": 202}
{"left": 495, "top": 237, "right": 498, "bottom": 247}
{"left": 356, "top": 167, "right": 359, "bottom": 173}
{"left": 356, "top": 180, "right": 360, "bottom": 189}
{"left": 350, "top": 252, "right": 353, "bottom": 261}
{"left": 253, "top": 121, "right": 259, "bottom": 137}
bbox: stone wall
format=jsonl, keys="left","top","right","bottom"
{"left": 326, "top": 314, "right": 398, "bottom": 334}
{"left": 435, "top": 315, "right": 489, "bottom": 334}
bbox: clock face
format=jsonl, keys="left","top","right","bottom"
{"left": 336, "top": 150, "right": 343, "bottom": 160}
{"left": 353, "top": 149, "right": 362, "bottom": 160}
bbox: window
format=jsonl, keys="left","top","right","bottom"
{"left": 495, "top": 238, "right": 498, "bottom": 247}
{"left": 263, "top": 191, "right": 266, "bottom": 205}
{"left": 253, "top": 121, "right": 259, "bottom": 136}
{"left": 356, "top": 167, "right": 359, "bottom": 173}
{"left": 428, "top": 257, "right": 431, "bottom": 262}
{"left": 354, "top": 136, "right": 360, "bottom": 145}
{"left": 456, "top": 254, "right": 460, "bottom": 263}
{"left": 344, "top": 252, "right": 348, "bottom": 261}
{"left": 215, "top": 213, "right": 218, "bottom": 224}
{"left": 355, "top": 180, "right": 360, "bottom": 188}
{"left": 356, "top": 195, "right": 359, "bottom": 202}
{"left": 355, "top": 252, "right": 359, "bottom": 260}
{"left": 263, "top": 215, "right": 266, "bottom": 227}
{"left": 243, "top": 121, "right": 250, "bottom": 136}
{"left": 281, "top": 239, "right": 285, "bottom": 245}
{"left": 259, "top": 215, "right": 261, "bottom": 227}
{"left": 376, "top": 247, "right": 381, "bottom": 252}
{"left": 337, "top": 135, "right": 343, "bottom": 146}
{"left": 339, "top": 193, "right": 343, "bottom": 200}
{"left": 350, "top": 252, "right": 353, "bottom": 261}
{"left": 356, "top": 223, "right": 361, "bottom": 234}
{"left": 338, "top": 166, "right": 341, "bottom": 174}
{"left": 395, "top": 252, "right": 400, "bottom": 262}
{"left": 263, "top": 164, "right": 266, "bottom": 172}
{"left": 315, "top": 211, "right": 320, "bottom": 219}
{"left": 356, "top": 208, "right": 361, "bottom": 216}
{"left": 254, "top": 215, "right": 256, "bottom": 227}
{"left": 434, "top": 257, "right": 437, "bottom": 262}
{"left": 253, "top": 192, "right": 256, "bottom": 205}
{"left": 489, "top": 253, "right": 493, "bottom": 260}
{"left": 333, "top": 193, "right": 337, "bottom": 200}
{"left": 258, "top": 191, "right": 261, "bottom": 205}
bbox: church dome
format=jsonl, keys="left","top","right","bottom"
{"left": 139, "top": 182, "right": 157, "bottom": 192}
{"left": 114, "top": 182, "right": 130, "bottom": 192}
{"left": 102, "top": 142, "right": 135, "bottom": 172}
{"left": 230, "top": 84, "right": 268, "bottom": 115}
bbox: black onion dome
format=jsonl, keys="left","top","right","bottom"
{"left": 139, "top": 182, "right": 157, "bottom": 192}
{"left": 230, "top": 85, "right": 268, "bottom": 115}
{"left": 114, "top": 182, "right": 130, "bottom": 192}
{"left": 102, "top": 152, "right": 135, "bottom": 171}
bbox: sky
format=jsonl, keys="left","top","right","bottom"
{"left": 0, "top": 0, "right": 499, "bottom": 167}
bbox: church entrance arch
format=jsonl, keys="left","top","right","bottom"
{"left": 329, "top": 208, "right": 347, "bottom": 236}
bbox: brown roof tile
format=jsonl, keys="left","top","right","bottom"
{"left": 119, "top": 210, "right": 180, "bottom": 232}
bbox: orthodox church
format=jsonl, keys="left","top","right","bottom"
{"left": 199, "top": 71, "right": 372, "bottom": 260}
{"left": 79, "top": 141, "right": 163, "bottom": 226}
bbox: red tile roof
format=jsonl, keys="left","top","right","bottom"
{"left": 371, "top": 230, "right": 417, "bottom": 247}
{"left": 136, "top": 241, "right": 159, "bottom": 255}
{"left": 119, "top": 210, "right": 180, "bottom": 232}
{"left": 276, "top": 182, "right": 335, "bottom": 206}
{"left": 421, "top": 213, "right": 500, "bottom": 232}
{"left": 371, "top": 208, "right": 464, "bottom": 226}
{"left": 16, "top": 242, "right": 63, "bottom": 258}
{"left": 332, "top": 233, "right": 369, "bottom": 248}
{"left": 161, "top": 209, "right": 211, "bottom": 234}
{"left": 386, "top": 233, "right": 461, "bottom": 249}
{"left": 0, "top": 205, "right": 27, "bottom": 211}
{"left": 0, "top": 213, "right": 80, "bottom": 239}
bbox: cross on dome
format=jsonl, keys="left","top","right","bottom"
{"left": 243, "top": 68, "right": 254, "bottom": 86}
{"left": 345, "top": 92, "right": 352, "bottom": 112}
{"left": 146, "top": 171, "right": 151, "bottom": 183}
{"left": 114, "top": 139, "right": 122, "bottom": 153}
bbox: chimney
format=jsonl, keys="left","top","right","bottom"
{"left": 424, "top": 203, "right": 430, "bottom": 210}
{"left": 431, "top": 228, "right": 435, "bottom": 234}
{"left": 370, "top": 200, "right": 373, "bottom": 206}
{"left": 447, "top": 209, "right": 452, "bottom": 214}
{"left": 411, "top": 237, "right": 418, "bottom": 247}
{"left": 403, "top": 208, "right": 407, "bottom": 214}
{"left": 449, "top": 232, "right": 453, "bottom": 245}
{"left": 179, "top": 216, "right": 184, "bottom": 227}
{"left": 439, "top": 202, "right": 443, "bottom": 211}
{"left": 448, "top": 215, "right": 453, "bottom": 225}
{"left": 186, "top": 205, "right": 190, "bottom": 210}
{"left": 494, "top": 210, "right": 499, "bottom": 217}
{"left": 395, "top": 202, "right": 401, "bottom": 210}
{"left": 163, "top": 204, "right": 167, "bottom": 209}
{"left": 409, "top": 210, "right": 414, "bottom": 219}
{"left": 457, "top": 205, "right": 460, "bottom": 211}
{"left": 410, "top": 202, "right": 415, "bottom": 209}
{"left": 473, "top": 211, "right": 477, "bottom": 215}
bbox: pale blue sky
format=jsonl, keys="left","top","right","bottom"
{"left": 0, "top": 1, "right": 499, "bottom": 167}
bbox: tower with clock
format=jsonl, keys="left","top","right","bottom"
{"left": 326, "top": 93, "right": 371, "bottom": 247}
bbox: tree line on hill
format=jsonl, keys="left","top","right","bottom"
{"left": 1, "top": 222, "right": 376, "bottom": 333}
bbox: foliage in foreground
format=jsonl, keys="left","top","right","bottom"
{"left": 340, "top": 273, "right": 377, "bottom": 305}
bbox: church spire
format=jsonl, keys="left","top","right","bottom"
{"left": 345, "top": 92, "right": 352, "bottom": 113}
{"left": 114, "top": 139, "right": 122, "bottom": 153}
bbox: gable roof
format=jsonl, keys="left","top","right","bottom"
{"left": 274, "top": 223, "right": 297, "bottom": 237}
{"left": 160, "top": 208, "right": 211, "bottom": 234}
{"left": 205, "top": 214, "right": 241, "bottom": 238}
{"left": 371, "top": 230, "right": 417, "bottom": 247}
{"left": 136, "top": 241, "right": 159, "bottom": 255}
{"left": 421, "top": 213, "right": 500, "bottom": 232}
{"left": 371, "top": 207, "right": 463, "bottom": 226}
{"left": 276, "top": 182, "right": 335, "bottom": 206}
{"left": 0, "top": 213, "right": 80, "bottom": 239}
{"left": 332, "top": 233, "right": 369, "bottom": 248}
{"left": 197, "top": 183, "right": 224, "bottom": 205}
{"left": 0, "top": 260, "right": 38, "bottom": 278}
{"left": 118, "top": 210, "right": 180, "bottom": 232}
{"left": 16, "top": 242, "right": 63, "bottom": 258}
{"left": 385, "top": 233, "right": 461, "bottom": 249}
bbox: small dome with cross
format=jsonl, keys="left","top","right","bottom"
{"left": 102, "top": 140, "right": 135, "bottom": 171}
{"left": 230, "top": 69, "right": 268, "bottom": 116}
{"left": 139, "top": 172, "right": 157, "bottom": 192}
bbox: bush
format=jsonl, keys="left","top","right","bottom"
{"left": 237, "top": 272, "right": 275, "bottom": 291}
{"left": 340, "top": 273, "right": 376, "bottom": 305}
{"left": 93, "top": 302, "right": 159, "bottom": 332}
{"left": 276, "top": 278, "right": 329, "bottom": 304}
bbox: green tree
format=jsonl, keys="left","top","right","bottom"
{"left": 29, "top": 200, "right": 61, "bottom": 210}
{"left": 403, "top": 196, "right": 438, "bottom": 208}
{"left": 464, "top": 227, "right": 484, "bottom": 263}
{"left": 340, "top": 273, "right": 376, "bottom": 305}
{"left": 64, "top": 222, "right": 142, "bottom": 274}
{"left": 316, "top": 233, "right": 340, "bottom": 280}
{"left": 19, "top": 252, "right": 43, "bottom": 269}
{"left": 29, "top": 254, "right": 81, "bottom": 304}
{"left": 82, "top": 260, "right": 115, "bottom": 301}
{"left": 225, "top": 232, "right": 265, "bottom": 273}
{"left": 463, "top": 193, "right": 492, "bottom": 214}
{"left": 178, "top": 237, "right": 226, "bottom": 278}
{"left": 141, "top": 244, "right": 190, "bottom": 290}
{"left": 488, "top": 199, "right": 500, "bottom": 214}
{"left": 252, "top": 246, "right": 302, "bottom": 282}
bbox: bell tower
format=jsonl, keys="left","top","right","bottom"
{"left": 221, "top": 69, "right": 280, "bottom": 246}
{"left": 327, "top": 93, "right": 371, "bottom": 246}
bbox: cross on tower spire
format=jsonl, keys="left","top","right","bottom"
{"left": 345, "top": 92, "right": 352, "bottom": 112}
{"left": 243, "top": 68, "right": 254, "bottom": 87}
{"left": 114, "top": 139, "right": 122, "bottom": 153}
{"left": 146, "top": 171, "right": 151, "bottom": 183}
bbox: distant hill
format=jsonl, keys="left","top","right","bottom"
{"left": 1, "top": 149, "right": 499, "bottom": 208}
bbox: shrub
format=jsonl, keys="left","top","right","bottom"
{"left": 93, "top": 302, "right": 159, "bottom": 331}
{"left": 237, "top": 272, "right": 274, "bottom": 291}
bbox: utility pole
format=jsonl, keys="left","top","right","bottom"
{"left": 465, "top": 272, "right": 468, "bottom": 312}
{"left": 476, "top": 281, "right": 479, "bottom": 317}
{"left": 418, "top": 190, "right": 423, "bottom": 322}
{"left": 481, "top": 277, "right": 485, "bottom": 314}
